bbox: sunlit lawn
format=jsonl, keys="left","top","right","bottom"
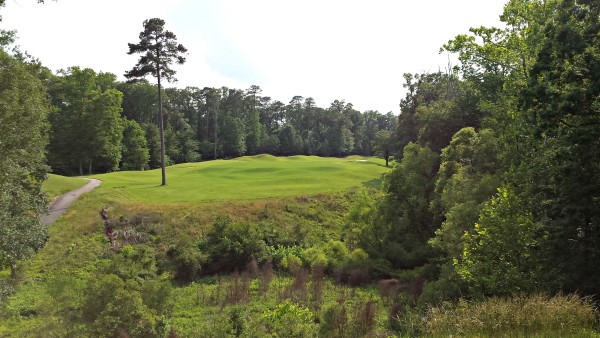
{"left": 42, "top": 174, "right": 89, "bottom": 200}
{"left": 91, "top": 155, "right": 389, "bottom": 203}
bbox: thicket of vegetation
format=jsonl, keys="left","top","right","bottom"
{"left": 1, "top": 0, "right": 600, "bottom": 336}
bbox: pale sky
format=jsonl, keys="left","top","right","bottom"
{"left": 2, "top": 0, "right": 507, "bottom": 113}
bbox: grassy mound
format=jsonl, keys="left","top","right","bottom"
{"left": 92, "top": 155, "right": 388, "bottom": 202}
{"left": 42, "top": 174, "right": 88, "bottom": 200}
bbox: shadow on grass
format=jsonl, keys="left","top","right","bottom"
{"left": 362, "top": 174, "right": 385, "bottom": 190}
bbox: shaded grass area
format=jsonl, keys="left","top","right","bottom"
{"left": 42, "top": 174, "right": 88, "bottom": 200}
{"left": 91, "top": 155, "right": 389, "bottom": 203}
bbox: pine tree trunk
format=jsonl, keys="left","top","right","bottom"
{"left": 214, "top": 105, "right": 218, "bottom": 160}
{"left": 157, "top": 63, "right": 167, "bottom": 186}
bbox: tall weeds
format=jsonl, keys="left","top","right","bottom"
{"left": 426, "top": 293, "right": 598, "bottom": 337}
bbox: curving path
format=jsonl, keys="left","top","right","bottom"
{"left": 41, "top": 178, "right": 102, "bottom": 225}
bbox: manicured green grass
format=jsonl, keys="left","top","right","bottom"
{"left": 92, "top": 155, "right": 389, "bottom": 203}
{"left": 42, "top": 174, "right": 88, "bottom": 200}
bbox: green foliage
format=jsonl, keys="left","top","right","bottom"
{"left": 372, "top": 129, "right": 393, "bottom": 166}
{"left": 86, "top": 278, "right": 156, "bottom": 337}
{"left": 0, "top": 50, "right": 49, "bottom": 277}
{"left": 96, "top": 245, "right": 158, "bottom": 281}
{"left": 266, "top": 244, "right": 303, "bottom": 268}
{"left": 278, "top": 124, "right": 301, "bottom": 156}
{"left": 125, "top": 18, "right": 187, "bottom": 83}
{"left": 162, "top": 239, "right": 206, "bottom": 283}
{"left": 301, "top": 247, "right": 327, "bottom": 270}
{"left": 430, "top": 127, "right": 502, "bottom": 260}
{"left": 396, "top": 72, "right": 483, "bottom": 156}
{"left": 282, "top": 253, "right": 303, "bottom": 272}
{"left": 319, "top": 302, "right": 349, "bottom": 337}
{"left": 47, "top": 67, "right": 123, "bottom": 174}
{"left": 199, "top": 217, "right": 288, "bottom": 274}
{"left": 370, "top": 143, "right": 439, "bottom": 270}
{"left": 89, "top": 88, "right": 124, "bottom": 171}
{"left": 121, "top": 118, "right": 150, "bottom": 170}
{"left": 221, "top": 115, "right": 247, "bottom": 157}
{"left": 518, "top": 0, "right": 600, "bottom": 295}
{"left": 456, "top": 187, "right": 543, "bottom": 295}
{"left": 250, "top": 300, "right": 317, "bottom": 337}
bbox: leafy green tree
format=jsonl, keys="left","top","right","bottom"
{"left": 142, "top": 122, "right": 162, "bottom": 169}
{"left": 0, "top": 50, "right": 49, "bottom": 278}
{"left": 117, "top": 81, "right": 158, "bottom": 124}
{"left": 430, "top": 127, "right": 502, "bottom": 260}
{"left": 278, "top": 124, "right": 301, "bottom": 156}
{"left": 456, "top": 187, "right": 543, "bottom": 295}
{"left": 519, "top": 0, "right": 600, "bottom": 295}
{"left": 379, "top": 143, "right": 439, "bottom": 269}
{"left": 82, "top": 274, "right": 156, "bottom": 337}
{"left": 88, "top": 89, "right": 124, "bottom": 172}
{"left": 121, "top": 118, "right": 150, "bottom": 170}
{"left": 220, "top": 115, "right": 246, "bottom": 157}
{"left": 48, "top": 67, "right": 123, "bottom": 174}
{"left": 125, "top": 18, "right": 187, "bottom": 186}
{"left": 372, "top": 130, "right": 393, "bottom": 167}
{"left": 245, "top": 109, "right": 262, "bottom": 155}
{"left": 357, "top": 143, "right": 439, "bottom": 272}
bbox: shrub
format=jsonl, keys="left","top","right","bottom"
{"left": 199, "top": 217, "right": 287, "bottom": 274}
{"left": 246, "top": 300, "right": 317, "bottom": 337}
{"left": 161, "top": 240, "right": 206, "bottom": 283}
{"left": 97, "top": 245, "right": 157, "bottom": 280}
{"left": 81, "top": 274, "right": 156, "bottom": 337}
{"left": 282, "top": 253, "right": 302, "bottom": 272}
{"left": 266, "top": 244, "right": 303, "bottom": 268}
{"left": 320, "top": 301, "right": 349, "bottom": 337}
{"left": 323, "top": 240, "right": 349, "bottom": 268}
{"left": 0, "top": 280, "right": 15, "bottom": 304}
{"left": 301, "top": 247, "right": 328, "bottom": 270}
{"left": 90, "top": 284, "right": 156, "bottom": 337}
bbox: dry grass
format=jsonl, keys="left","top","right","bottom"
{"left": 426, "top": 293, "right": 599, "bottom": 337}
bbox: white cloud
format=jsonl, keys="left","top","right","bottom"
{"left": 1, "top": 0, "right": 507, "bottom": 113}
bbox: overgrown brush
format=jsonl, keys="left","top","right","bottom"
{"left": 425, "top": 293, "right": 598, "bottom": 337}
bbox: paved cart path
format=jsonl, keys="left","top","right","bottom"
{"left": 41, "top": 178, "right": 102, "bottom": 225}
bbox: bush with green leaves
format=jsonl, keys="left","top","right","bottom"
{"left": 199, "top": 217, "right": 291, "bottom": 274}
{"left": 160, "top": 239, "right": 206, "bottom": 283}
{"left": 456, "top": 187, "right": 544, "bottom": 296}
{"left": 266, "top": 244, "right": 303, "bottom": 268}
{"left": 245, "top": 300, "right": 317, "bottom": 337}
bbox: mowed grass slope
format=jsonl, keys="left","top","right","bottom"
{"left": 42, "top": 174, "right": 88, "bottom": 200}
{"left": 92, "top": 155, "right": 389, "bottom": 202}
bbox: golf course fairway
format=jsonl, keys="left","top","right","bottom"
{"left": 91, "top": 155, "right": 389, "bottom": 202}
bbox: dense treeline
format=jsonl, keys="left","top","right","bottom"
{"left": 354, "top": 0, "right": 600, "bottom": 302}
{"left": 46, "top": 71, "right": 396, "bottom": 175}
